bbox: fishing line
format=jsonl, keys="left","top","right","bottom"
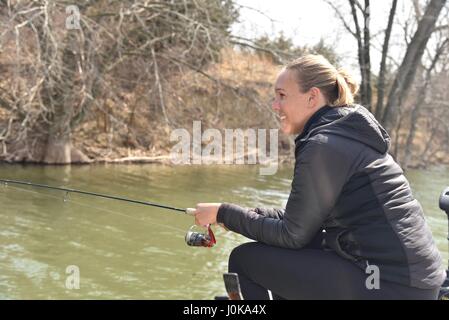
{"left": 1, "top": 183, "right": 187, "bottom": 235}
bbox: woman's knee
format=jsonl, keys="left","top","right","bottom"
{"left": 228, "top": 242, "right": 261, "bottom": 273}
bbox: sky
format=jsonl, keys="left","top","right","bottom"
{"left": 231, "top": 0, "right": 417, "bottom": 78}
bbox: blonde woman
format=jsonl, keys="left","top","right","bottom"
{"left": 194, "top": 55, "right": 446, "bottom": 300}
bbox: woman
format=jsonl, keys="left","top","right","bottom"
{"left": 193, "top": 55, "right": 446, "bottom": 300}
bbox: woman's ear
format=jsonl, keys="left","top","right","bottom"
{"left": 308, "top": 87, "right": 325, "bottom": 108}
{"left": 307, "top": 87, "right": 318, "bottom": 108}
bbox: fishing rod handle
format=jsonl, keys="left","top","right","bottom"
{"left": 185, "top": 208, "right": 196, "bottom": 215}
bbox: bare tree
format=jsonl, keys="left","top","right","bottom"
{"left": 325, "top": 0, "right": 448, "bottom": 167}
{"left": 382, "top": 0, "right": 447, "bottom": 133}
{"left": 0, "top": 0, "right": 237, "bottom": 163}
{"left": 402, "top": 36, "right": 448, "bottom": 168}
{"left": 325, "top": 0, "right": 372, "bottom": 109}
{"left": 374, "top": 0, "right": 397, "bottom": 120}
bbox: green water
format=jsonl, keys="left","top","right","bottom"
{"left": 0, "top": 164, "right": 448, "bottom": 299}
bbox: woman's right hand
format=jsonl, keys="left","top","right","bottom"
{"left": 193, "top": 203, "right": 229, "bottom": 231}
{"left": 194, "top": 203, "right": 221, "bottom": 227}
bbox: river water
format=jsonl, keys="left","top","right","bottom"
{"left": 0, "top": 163, "right": 448, "bottom": 299}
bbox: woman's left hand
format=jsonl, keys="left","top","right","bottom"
{"left": 194, "top": 203, "right": 222, "bottom": 227}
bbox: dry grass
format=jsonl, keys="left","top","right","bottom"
{"left": 69, "top": 47, "right": 291, "bottom": 163}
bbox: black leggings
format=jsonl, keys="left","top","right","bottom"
{"left": 228, "top": 240, "right": 440, "bottom": 300}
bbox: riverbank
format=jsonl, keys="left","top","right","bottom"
{"left": 1, "top": 47, "right": 447, "bottom": 168}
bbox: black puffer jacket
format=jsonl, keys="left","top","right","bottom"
{"left": 217, "top": 105, "right": 446, "bottom": 289}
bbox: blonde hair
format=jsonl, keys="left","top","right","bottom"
{"left": 285, "top": 54, "right": 359, "bottom": 106}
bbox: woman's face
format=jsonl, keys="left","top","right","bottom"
{"left": 272, "top": 69, "right": 320, "bottom": 135}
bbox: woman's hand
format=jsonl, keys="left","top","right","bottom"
{"left": 194, "top": 203, "right": 222, "bottom": 227}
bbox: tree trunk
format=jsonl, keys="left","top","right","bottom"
{"left": 419, "top": 119, "right": 439, "bottom": 166}
{"left": 375, "top": 0, "right": 398, "bottom": 120}
{"left": 402, "top": 96, "right": 421, "bottom": 168}
{"left": 403, "top": 38, "right": 448, "bottom": 168}
{"left": 43, "top": 133, "right": 72, "bottom": 164}
{"left": 382, "top": 0, "right": 446, "bottom": 133}
{"left": 362, "top": 0, "right": 372, "bottom": 110}
{"left": 392, "top": 112, "right": 403, "bottom": 161}
{"left": 42, "top": 30, "right": 78, "bottom": 164}
{"left": 349, "top": 0, "right": 372, "bottom": 109}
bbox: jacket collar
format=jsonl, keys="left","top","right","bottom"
{"left": 294, "top": 105, "right": 333, "bottom": 144}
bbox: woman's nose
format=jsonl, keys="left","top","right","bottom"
{"left": 272, "top": 99, "right": 280, "bottom": 111}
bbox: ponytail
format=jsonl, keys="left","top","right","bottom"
{"left": 334, "top": 69, "right": 359, "bottom": 106}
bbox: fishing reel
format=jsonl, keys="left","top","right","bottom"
{"left": 184, "top": 208, "right": 217, "bottom": 248}
{"left": 185, "top": 224, "right": 216, "bottom": 248}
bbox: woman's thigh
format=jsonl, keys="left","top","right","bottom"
{"left": 228, "top": 242, "right": 439, "bottom": 300}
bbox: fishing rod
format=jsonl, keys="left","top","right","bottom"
{"left": 0, "top": 178, "right": 216, "bottom": 248}
{"left": 0, "top": 178, "right": 194, "bottom": 213}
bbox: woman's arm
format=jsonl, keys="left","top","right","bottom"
{"left": 252, "top": 208, "right": 285, "bottom": 219}
{"left": 216, "top": 140, "right": 352, "bottom": 249}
